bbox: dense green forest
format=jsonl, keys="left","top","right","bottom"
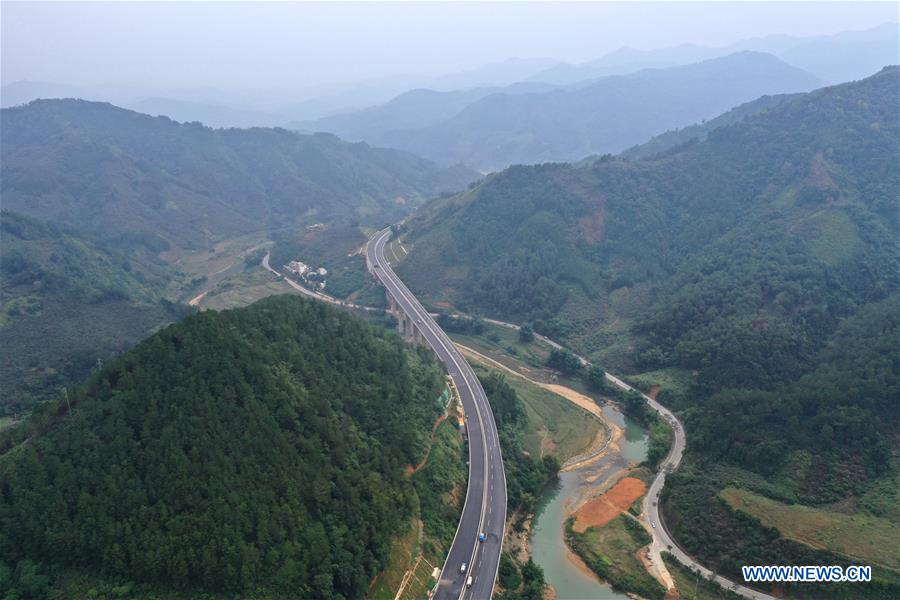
{"left": 0, "top": 295, "right": 447, "bottom": 598}
{"left": 399, "top": 67, "right": 900, "bottom": 594}
{"left": 497, "top": 553, "right": 547, "bottom": 600}
{"left": 0, "top": 211, "right": 188, "bottom": 415}
{"left": 0, "top": 99, "right": 477, "bottom": 249}
{"left": 620, "top": 92, "right": 800, "bottom": 159}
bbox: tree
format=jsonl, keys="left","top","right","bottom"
{"left": 547, "top": 349, "right": 582, "bottom": 375}
{"left": 584, "top": 365, "right": 607, "bottom": 391}
{"left": 518, "top": 324, "right": 535, "bottom": 343}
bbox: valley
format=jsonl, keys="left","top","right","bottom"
{"left": 2, "top": 8, "right": 897, "bottom": 600}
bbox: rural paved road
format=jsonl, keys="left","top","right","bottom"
{"left": 605, "top": 374, "right": 776, "bottom": 600}
{"left": 367, "top": 228, "right": 507, "bottom": 600}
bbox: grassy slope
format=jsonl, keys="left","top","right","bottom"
{"left": 470, "top": 363, "right": 600, "bottom": 463}
{"left": 720, "top": 487, "right": 899, "bottom": 570}
{"left": 566, "top": 514, "right": 666, "bottom": 600}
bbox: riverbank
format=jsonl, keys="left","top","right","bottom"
{"left": 456, "top": 339, "right": 663, "bottom": 598}
{"left": 531, "top": 400, "right": 649, "bottom": 600}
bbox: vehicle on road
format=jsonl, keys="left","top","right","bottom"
{"left": 460, "top": 563, "right": 467, "bottom": 574}
{"left": 479, "top": 532, "right": 486, "bottom": 542}
{"left": 651, "top": 522, "right": 656, "bottom": 528}
{"left": 466, "top": 576, "right": 473, "bottom": 589}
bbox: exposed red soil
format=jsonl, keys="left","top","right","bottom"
{"left": 406, "top": 413, "right": 448, "bottom": 475}
{"left": 572, "top": 477, "right": 647, "bottom": 532}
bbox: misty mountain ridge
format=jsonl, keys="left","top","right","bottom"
{"left": 337, "top": 51, "right": 825, "bottom": 170}
{"left": 620, "top": 92, "right": 804, "bottom": 160}
{"left": 3, "top": 23, "right": 893, "bottom": 134}
{"left": 286, "top": 81, "right": 560, "bottom": 141}
{"left": 0, "top": 57, "right": 560, "bottom": 128}
{"left": 530, "top": 21, "right": 899, "bottom": 84}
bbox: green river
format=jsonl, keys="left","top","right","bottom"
{"left": 529, "top": 404, "right": 649, "bottom": 600}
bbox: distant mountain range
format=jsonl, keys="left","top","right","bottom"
{"left": 4, "top": 23, "right": 893, "bottom": 137}
{"left": 0, "top": 58, "right": 561, "bottom": 127}
{"left": 311, "top": 52, "right": 824, "bottom": 170}
{"left": 528, "top": 22, "right": 899, "bottom": 85}
{"left": 288, "top": 23, "right": 896, "bottom": 170}
{"left": 285, "top": 81, "right": 560, "bottom": 142}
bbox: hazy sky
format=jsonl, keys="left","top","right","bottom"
{"left": 2, "top": 1, "right": 897, "bottom": 90}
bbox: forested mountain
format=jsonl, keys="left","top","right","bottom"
{"left": 620, "top": 92, "right": 801, "bottom": 159}
{"left": 0, "top": 99, "right": 478, "bottom": 249}
{"left": 0, "top": 295, "right": 446, "bottom": 598}
{"left": 0, "top": 211, "right": 187, "bottom": 416}
{"left": 399, "top": 65, "right": 897, "bottom": 358}
{"left": 396, "top": 68, "right": 899, "bottom": 580}
{"left": 348, "top": 52, "right": 823, "bottom": 170}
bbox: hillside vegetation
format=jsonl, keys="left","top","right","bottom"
{"left": 0, "top": 99, "right": 476, "bottom": 416}
{"left": 0, "top": 99, "right": 478, "bottom": 249}
{"left": 620, "top": 92, "right": 801, "bottom": 159}
{"left": 0, "top": 295, "right": 446, "bottom": 598}
{"left": 398, "top": 67, "right": 900, "bottom": 595}
{"left": 0, "top": 211, "right": 188, "bottom": 415}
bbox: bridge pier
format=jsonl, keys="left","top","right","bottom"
{"left": 384, "top": 285, "right": 427, "bottom": 347}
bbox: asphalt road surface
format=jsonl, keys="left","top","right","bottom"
{"left": 366, "top": 228, "right": 507, "bottom": 600}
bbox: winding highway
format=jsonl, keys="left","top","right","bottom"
{"left": 366, "top": 228, "right": 507, "bottom": 600}
{"left": 267, "top": 230, "right": 772, "bottom": 599}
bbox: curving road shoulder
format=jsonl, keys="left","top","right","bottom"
{"left": 606, "top": 375, "right": 775, "bottom": 600}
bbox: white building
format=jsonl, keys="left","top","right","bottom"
{"left": 286, "top": 260, "right": 309, "bottom": 275}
